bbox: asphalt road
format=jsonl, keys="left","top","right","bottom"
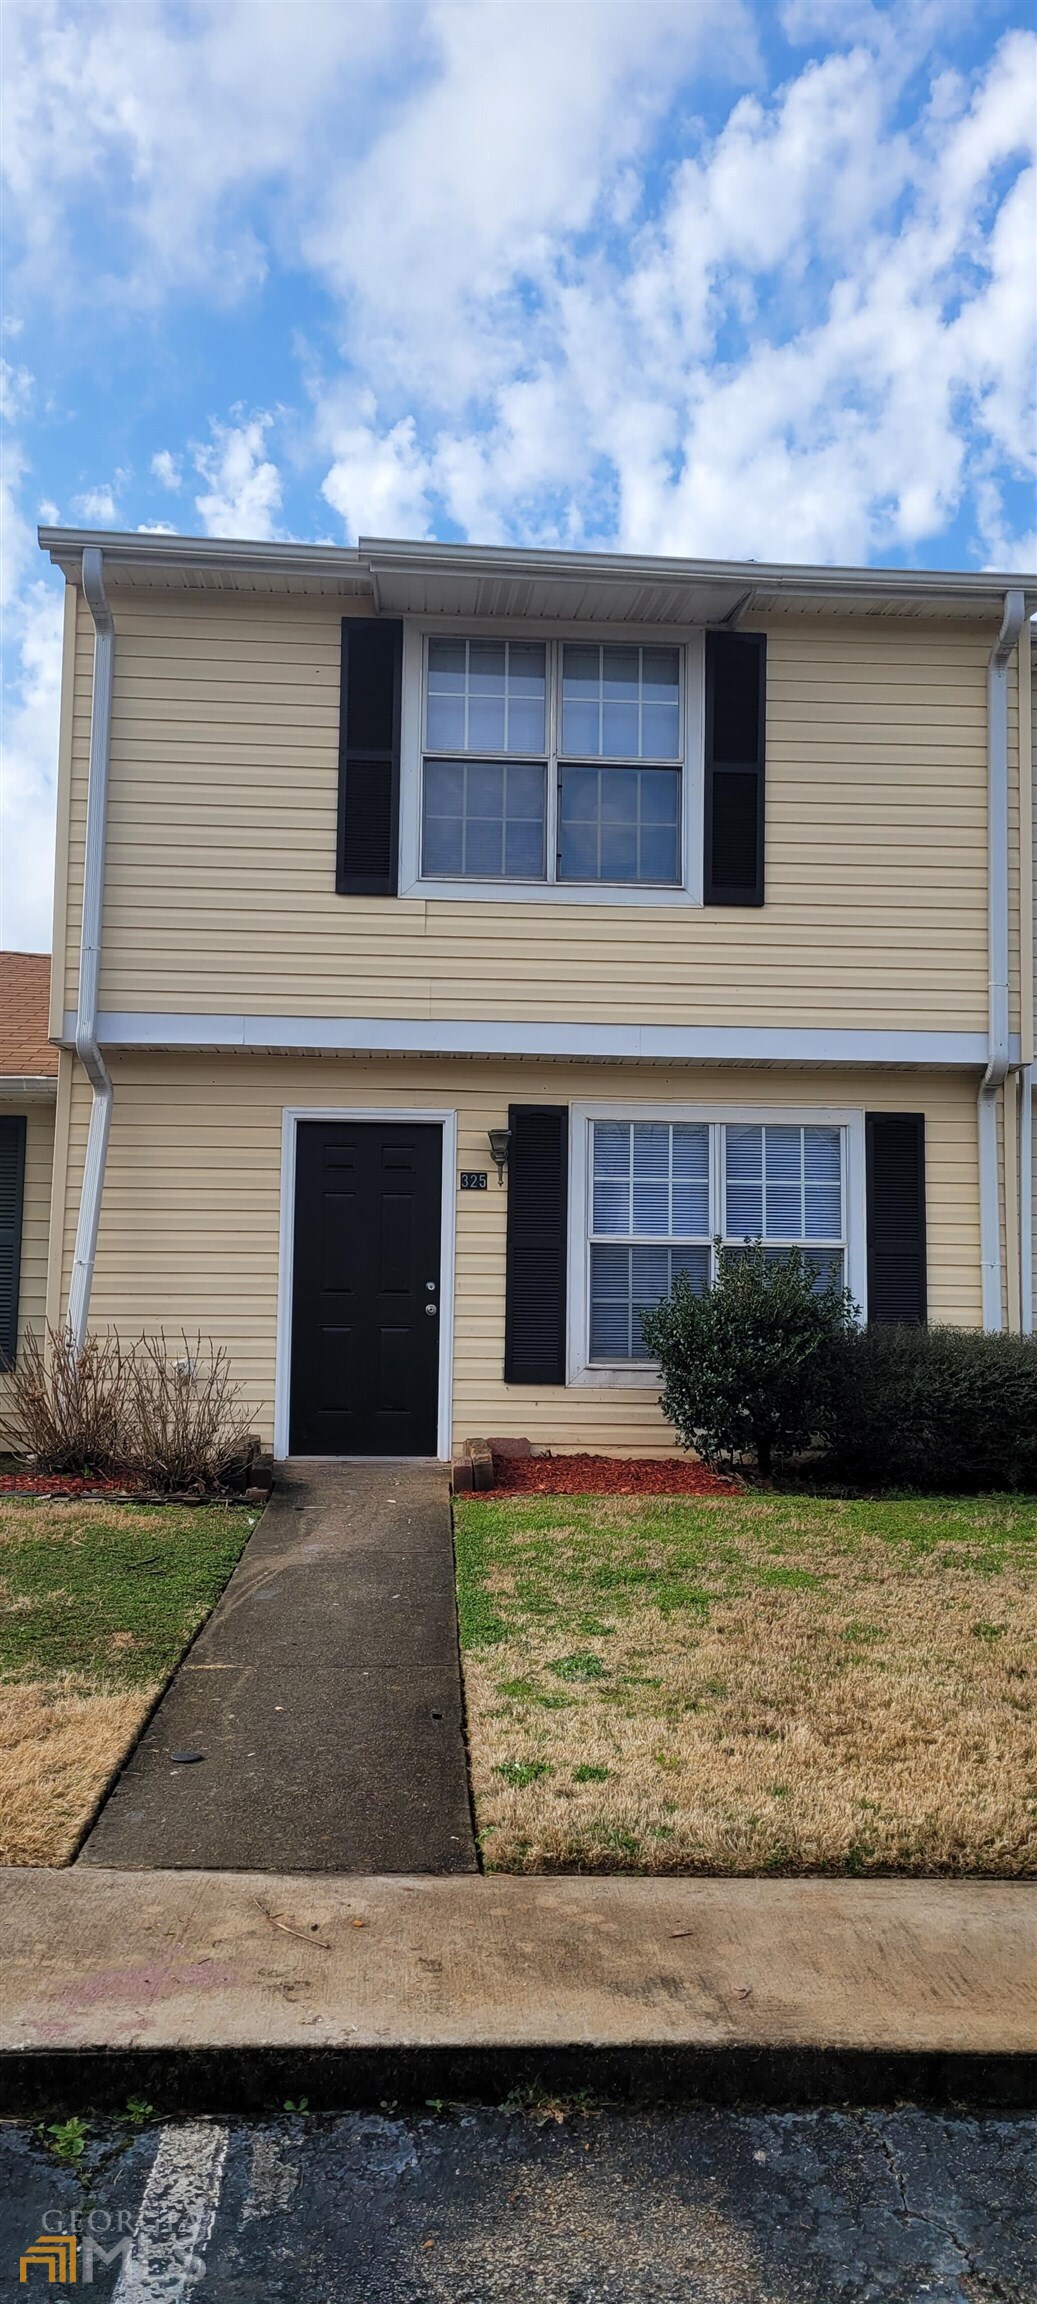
{"left": 2, "top": 2102, "right": 1034, "bottom": 2302}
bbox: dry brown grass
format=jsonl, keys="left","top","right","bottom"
{"left": 0, "top": 1674, "right": 155, "bottom": 1864}
{"left": 456, "top": 1493, "right": 1037, "bottom": 1874}
{"left": 0, "top": 1495, "right": 251, "bottom": 1863}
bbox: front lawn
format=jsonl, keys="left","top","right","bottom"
{"left": 0, "top": 1499, "right": 255, "bottom": 1864}
{"left": 455, "top": 1492, "right": 1036, "bottom": 1876}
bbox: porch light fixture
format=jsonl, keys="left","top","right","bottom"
{"left": 488, "top": 1127, "right": 512, "bottom": 1186}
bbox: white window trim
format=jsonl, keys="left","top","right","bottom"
{"left": 273, "top": 1106, "right": 458, "bottom": 1462}
{"left": 566, "top": 1101, "right": 868, "bottom": 1387}
{"left": 398, "top": 617, "right": 705, "bottom": 906}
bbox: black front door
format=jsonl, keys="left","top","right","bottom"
{"left": 289, "top": 1121, "right": 442, "bottom": 1456}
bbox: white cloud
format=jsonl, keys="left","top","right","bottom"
{"left": 0, "top": 451, "right": 62, "bottom": 949}
{"left": 304, "top": 0, "right": 751, "bottom": 407}
{"left": 1, "top": 0, "right": 408, "bottom": 306}
{"left": 319, "top": 20, "right": 1037, "bottom": 567}
{"left": 193, "top": 412, "right": 282, "bottom": 539}
{"left": 136, "top": 520, "right": 177, "bottom": 534}
{"left": 150, "top": 449, "right": 181, "bottom": 490}
{"left": 7, "top": 0, "right": 1032, "bottom": 571}
{"left": 71, "top": 483, "right": 118, "bottom": 523}
{"left": 0, "top": 357, "right": 32, "bottom": 420}
{"left": 321, "top": 414, "right": 432, "bottom": 542}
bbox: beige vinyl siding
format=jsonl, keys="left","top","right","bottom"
{"left": 1031, "top": 631, "right": 1037, "bottom": 1055}
{"left": 56, "top": 1055, "right": 981, "bottom": 1455}
{"left": 59, "top": 595, "right": 999, "bottom": 1034}
{"left": 1008, "top": 649, "right": 1021, "bottom": 1034}
{"left": 0, "top": 1099, "right": 56, "bottom": 1423}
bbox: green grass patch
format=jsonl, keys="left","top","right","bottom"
{"left": 496, "top": 1760, "right": 553, "bottom": 1788}
{"left": 0, "top": 1500, "right": 253, "bottom": 1686}
{"left": 455, "top": 1491, "right": 1035, "bottom": 1655}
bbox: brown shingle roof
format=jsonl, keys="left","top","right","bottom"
{"left": 0, "top": 952, "right": 57, "bottom": 1076}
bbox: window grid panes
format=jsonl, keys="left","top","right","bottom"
{"left": 586, "top": 1119, "right": 847, "bottom": 1365}
{"left": 561, "top": 645, "right": 681, "bottom": 760}
{"left": 420, "top": 636, "right": 686, "bottom": 889}
{"left": 422, "top": 757, "right": 546, "bottom": 880}
{"left": 723, "top": 1123, "right": 846, "bottom": 1295}
{"left": 425, "top": 638, "right": 547, "bottom": 756}
{"left": 559, "top": 764, "right": 680, "bottom": 885}
{"left": 589, "top": 1121, "right": 710, "bottom": 1362}
{"left": 723, "top": 1125, "right": 843, "bottom": 1244}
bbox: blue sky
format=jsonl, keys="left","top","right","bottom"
{"left": 2, "top": 0, "right": 1035, "bottom": 948}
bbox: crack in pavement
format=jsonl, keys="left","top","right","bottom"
{"left": 858, "top": 2112, "right": 1027, "bottom": 2303}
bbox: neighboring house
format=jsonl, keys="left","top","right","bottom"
{"left": 24, "top": 528, "right": 1037, "bottom": 1461}
{"left": 0, "top": 952, "right": 58, "bottom": 1409}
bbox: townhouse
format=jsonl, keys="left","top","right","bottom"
{"left": 2, "top": 531, "right": 1033, "bottom": 1458}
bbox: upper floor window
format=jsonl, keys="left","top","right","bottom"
{"left": 420, "top": 636, "right": 685, "bottom": 888}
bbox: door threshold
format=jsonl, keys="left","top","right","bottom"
{"left": 281, "top": 1454, "right": 449, "bottom": 1466}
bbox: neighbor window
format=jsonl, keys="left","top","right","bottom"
{"left": 584, "top": 1117, "right": 846, "bottom": 1365}
{"left": 420, "top": 636, "right": 685, "bottom": 886}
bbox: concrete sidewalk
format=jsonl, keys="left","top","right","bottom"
{"left": 79, "top": 1462, "right": 477, "bottom": 1875}
{"left": 2, "top": 1870, "right": 1034, "bottom": 2111}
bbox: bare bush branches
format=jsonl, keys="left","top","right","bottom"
{"left": 122, "top": 1333, "right": 253, "bottom": 1493}
{"left": 1, "top": 1325, "right": 254, "bottom": 1493}
{"left": 1, "top": 1327, "right": 126, "bottom": 1476}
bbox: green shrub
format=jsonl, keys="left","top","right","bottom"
{"left": 823, "top": 1324, "right": 1037, "bottom": 1491}
{"left": 640, "top": 1242, "right": 857, "bottom": 1476}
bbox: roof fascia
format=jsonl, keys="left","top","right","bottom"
{"left": 37, "top": 526, "right": 1037, "bottom": 613}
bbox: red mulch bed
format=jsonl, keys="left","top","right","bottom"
{"left": 489, "top": 1452, "right": 737, "bottom": 1497}
{"left": 0, "top": 1473, "right": 144, "bottom": 1496}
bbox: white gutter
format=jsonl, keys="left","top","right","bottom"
{"left": 38, "top": 525, "right": 1037, "bottom": 611}
{"left": 979, "top": 588, "right": 1026, "bottom": 1330}
{"left": 0, "top": 1075, "right": 58, "bottom": 1103}
{"left": 67, "top": 546, "right": 115, "bottom": 1350}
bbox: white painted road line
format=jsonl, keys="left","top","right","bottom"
{"left": 112, "top": 2123, "right": 228, "bottom": 2301}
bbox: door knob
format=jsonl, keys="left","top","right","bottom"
{"left": 425, "top": 1303, "right": 438, "bottom": 1317}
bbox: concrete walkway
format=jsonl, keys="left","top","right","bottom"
{"left": 1, "top": 1873, "right": 1034, "bottom": 2110}
{"left": 79, "top": 1463, "right": 478, "bottom": 1875}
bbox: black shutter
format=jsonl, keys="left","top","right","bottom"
{"left": 866, "top": 1113, "right": 927, "bottom": 1325}
{"left": 704, "top": 631, "right": 766, "bottom": 905}
{"left": 0, "top": 1115, "right": 27, "bottom": 1369}
{"left": 504, "top": 1105, "right": 568, "bottom": 1384}
{"left": 336, "top": 618, "right": 402, "bottom": 894}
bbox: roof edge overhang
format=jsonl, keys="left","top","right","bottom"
{"left": 0, "top": 1074, "right": 58, "bottom": 1102}
{"left": 38, "top": 526, "right": 1037, "bottom": 622}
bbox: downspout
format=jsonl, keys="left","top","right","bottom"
{"left": 978, "top": 588, "right": 1025, "bottom": 1331}
{"left": 1022, "top": 1066, "right": 1034, "bottom": 1334}
{"left": 1019, "top": 626, "right": 1034, "bottom": 1336}
{"left": 67, "top": 547, "right": 114, "bottom": 1350}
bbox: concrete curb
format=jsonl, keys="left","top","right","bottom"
{"left": 4, "top": 2043, "right": 1034, "bottom": 2117}
{"left": 2, "top": 1869, "right": 1034, "bottom": 2113}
